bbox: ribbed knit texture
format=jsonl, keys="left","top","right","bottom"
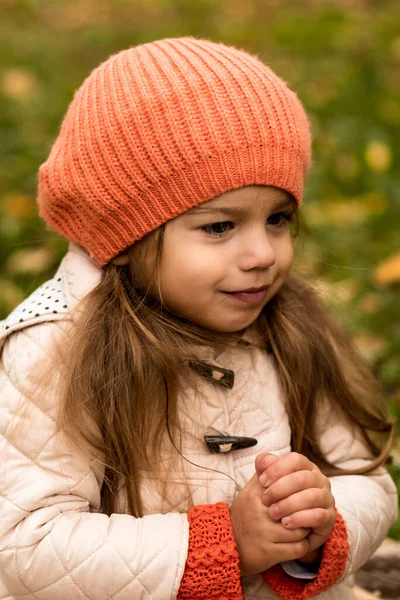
{"left": 38, "top": 36, "right": 312, "bottom": 266}
{"left": 177, "top": 502, "right": 243, "bottom": 599}
{"left": 262, "top": 509, "right": 349, "bottom": 599}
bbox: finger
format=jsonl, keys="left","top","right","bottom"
{"left": 267, "top": 488, "right": 333, "bottom": 520}
{"left": 281, "top": 508, "right": 335, "bottom": 535}
{"left": 259, "top": 452, "right": 319, "bottom": 487}
{"left": 262, "top": 471, "right": 330, "bottom": 505}
{"left": 306, "top": 532, "right": 331, "bottom": 553}
{"left": 268, "top": 522, "right": 311, "bottom": 543}
{"left": 273, "top": 539, "right": 310, "bottom": 563}
{"left": 255, "top": 453, "right": 280, "bottom": 478}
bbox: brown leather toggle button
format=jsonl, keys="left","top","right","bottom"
{"left": 204, "top": 435, "right": 258, "bottom": 453}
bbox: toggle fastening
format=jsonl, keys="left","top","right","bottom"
{"left": 204, "top": 435, "right": 258, "bottom": 453}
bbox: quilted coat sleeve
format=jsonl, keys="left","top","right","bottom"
{"left": 316, "top": 398, "right": 398, "bottom": 579}
{"left": 0, "top": 322, "right": 190, "bottom": 600}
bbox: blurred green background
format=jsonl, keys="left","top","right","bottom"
{"left": 1, "top": 0, "right": 399, "bottom": 537}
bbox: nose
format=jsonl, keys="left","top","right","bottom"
{"left": 238, "top": 229, "right": 276, "bottom": 271}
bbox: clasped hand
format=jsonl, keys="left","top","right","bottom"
{"left": 229, "top": 452, "right": 336, "bottom": 576}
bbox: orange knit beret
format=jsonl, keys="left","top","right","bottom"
{"left": 38, "top": 36, "right": 312, "bottom": 266}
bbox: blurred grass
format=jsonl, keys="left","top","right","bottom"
{"left": 1, "top": 0, "right": 399, "bottom": 536}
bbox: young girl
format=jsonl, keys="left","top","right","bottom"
{"left": 0, "top": 36, "right": 397, "bottom": 600}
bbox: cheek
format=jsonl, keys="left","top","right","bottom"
{"left": 162, "top": 250, "right": 205, "bottom": 286}
{"left": 277, "top": 238, "right": 294, "bottom": 274}
{"left": 159, "top": 249, "right": 217, "bottom": 317}
{"left": 159, "top": 252, "right": 204, "bottom": 311}
{"left": 161, "top": 238, "right": 223, "bottom": 287}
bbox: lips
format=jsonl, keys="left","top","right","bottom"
{"left": 232, "top": 286, "right": 267, "bottom": 294}
{"left": 221, "top": 286, "right": 270, "bottom": 306}
{"left": 224, "top": 285, "right": 269, "bottom": 294}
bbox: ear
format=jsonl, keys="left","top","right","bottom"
{"left": 110, "top": 252, "right": 130, "bottom": 266}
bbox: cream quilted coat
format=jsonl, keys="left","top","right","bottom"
{"left": 0, "top": 244, "right": 397, "bottom": 600}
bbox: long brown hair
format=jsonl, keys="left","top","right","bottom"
{"left": 57, "top": 227, "right": 394, "bottom": 517}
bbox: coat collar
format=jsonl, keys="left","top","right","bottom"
{"left": 0, "top": 243, "right": 102, "bottom": 347}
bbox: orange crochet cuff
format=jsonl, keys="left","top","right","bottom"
{"left": 177, "top": 502, "right": 243, "bottom": 600}
{"left": 262, "top": 509, "right": 349, "bottom": 600}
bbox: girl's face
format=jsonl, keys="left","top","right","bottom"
{"left": 158, "top": 185, "right": 295, "bottom": 333}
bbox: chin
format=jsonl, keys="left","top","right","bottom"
{"left": 211, "top": 318, "right": 260, "bottom": 334}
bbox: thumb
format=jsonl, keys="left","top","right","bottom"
{"left": 255, "top": 452, "right": 280, "bottom": 478}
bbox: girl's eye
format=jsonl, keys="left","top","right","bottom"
{"left": 201, "top": 221, "right": 234, "bottom": 237}
{"left": 267, "top": 212, "right": 292, "bottom": 227}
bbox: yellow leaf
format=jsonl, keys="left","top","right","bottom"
{"left": 304, "top": 191, "right": 388, "bottom": 227}
{"left": 7, "top": 248, "right": 52, "bottom": 274}
{"left": 1, "top": 69, "right": 39, "bottom": 101}
{"left": 312, "top": 278, "right": 358, "bottom": 304}
{"left": 365, "top": 141, "right": 392, "bottom": 172}
{"left": 0, "top": 279, "right": 24, "bottom": 313}
{"left": 1, "top": 193, "right": 36, "bottom": 217}
{"left": 335, "top": 279, "right": 359, "bottom": 302}
{"left": 313, "top": 279, "right": 334, "bottom": 302}
{"left": 221, "top": 0, "right": 256, "bottom": 20}
{"left": 354, "top": 333, "right": 388, "bottom": 362}
{"left": 358, "top": 293, "right": 381, "bottom": 314}
{"left": 304, "top": 199, "right": 368, "bottom": 227}
{"left": 373, "top": 252, "right": 400, "bottom": 285}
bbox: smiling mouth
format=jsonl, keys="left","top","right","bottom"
{"left": 224, "top": 285, "right": 268, "bottom": 294}
{"left": 221, "top": 286, "right": 270, "bottom": 306}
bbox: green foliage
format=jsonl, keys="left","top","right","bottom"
{"left": 1, "top": 0, "right": 399, "bottom": 536}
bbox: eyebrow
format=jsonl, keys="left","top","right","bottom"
{"left": 186, "top": 198, "right": 294, "bottom": 216}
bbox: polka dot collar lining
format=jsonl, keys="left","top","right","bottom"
{"left": 0, "top": 263, "right": 69, "bottom": 341}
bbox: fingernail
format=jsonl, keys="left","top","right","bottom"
{"left": 262, "top": 493, "right": 271, "bottom": 506}
{"left": 269, "top": 504, "right": 280, "bottom": 518}
{"left": 282, "top": 517, "right": 291, "bottom": 527}
{"left": 259, "top": 473, "right": 269, "bottom": 486}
